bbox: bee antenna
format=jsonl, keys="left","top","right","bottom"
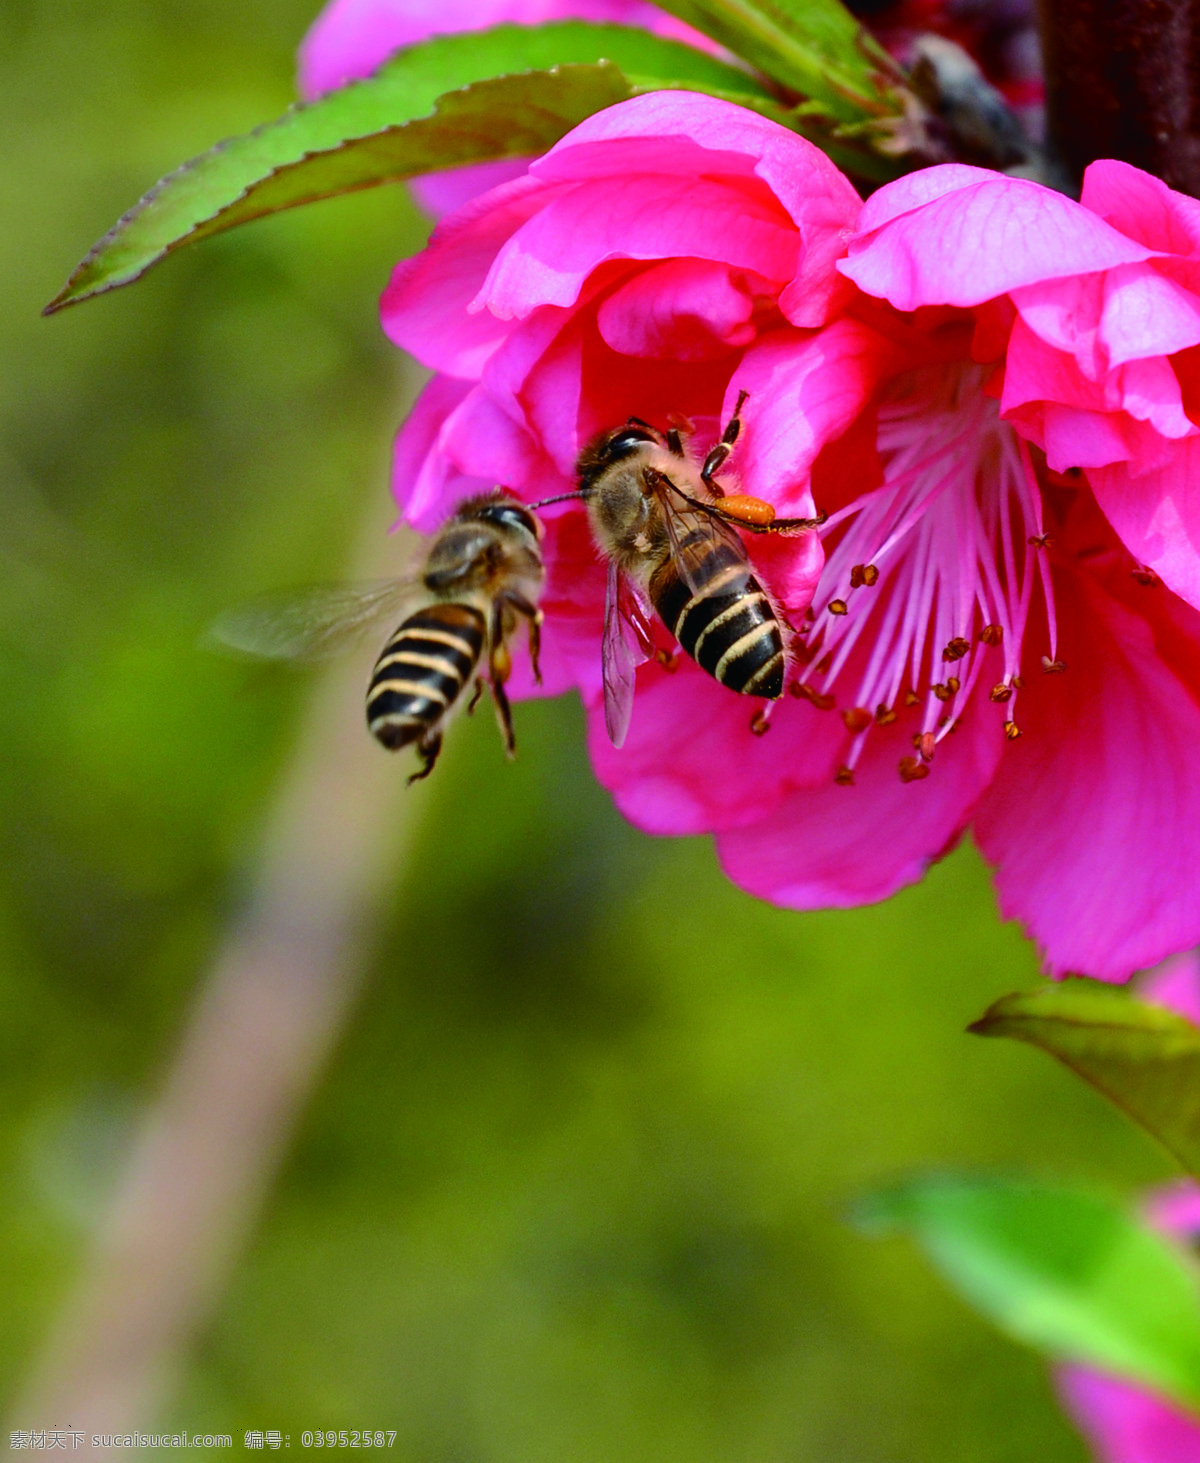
{"left": 525, "top": 490, "right": 587, "bottom": 509}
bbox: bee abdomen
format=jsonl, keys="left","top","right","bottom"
{"left": 366, "top": 604, "right": 485, "bottom": 750}
{"left": 652, "top": 566, "right": 785, "bottom": 700}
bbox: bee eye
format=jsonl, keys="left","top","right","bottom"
{"left": 603, "top": 428, "right": 656, "bottom": 462}
{"left": 477, "top": 503, "right": 537, "bottom": 536}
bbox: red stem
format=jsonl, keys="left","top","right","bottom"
{"left": 1038, "top": 0, "right": 1200, "bottom": 194}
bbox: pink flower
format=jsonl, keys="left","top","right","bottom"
{"left": 846, "top": 161, "right": 1200, "bottom": 611}
{"left": 1056, "top": 957, "right": 1200, "bottom": 1462}
{"left": 382, "top": 92, "right": 1200, "bottom": 980}
{"left": 297, "top": 0, "right": 716, "bottom": 216}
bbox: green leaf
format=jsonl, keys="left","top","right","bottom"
{"left": 650, "top": 0, "right": 895, "bottom": 121}
{"left": 45, "top": 23, "right": 779, "bottom": 314}
{"left": 856, "top": 1174, "right": 1200, "bottom": 1412}
{"left": 969, "top": 978, "right": 1200, "bottom": 1179}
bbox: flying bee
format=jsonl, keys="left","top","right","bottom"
{"left": 533, "top": 392, "right": 823, "bottom": 747}
{"left": 211, "top": 491, "right": 545, "bottom": 782}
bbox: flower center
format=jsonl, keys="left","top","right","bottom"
{"left": 793, "top": 363, "right": 1059, "bottom": 780}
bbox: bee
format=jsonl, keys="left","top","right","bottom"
{"left": 211, "top": 491, "right": 545, "bottom": 782}
{"left": 535, "top": 393, "right": 823, "bottom": 746}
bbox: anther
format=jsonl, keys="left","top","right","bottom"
{"left": 947, "top": 676, "right": 960, "bottom": 693}
{"left": 815, "top": 653, "right": 834, "bottom": 675}
{"left": 942, "top": 637, "right": 970, "bottom": 662}
{"left": 932, "top": 682, "right": 952, "bottom": 702}
{"left": 1012, "top": 674, "right": 1024, "bottom": 689}
{"left": 654, "top": 648, "right": 679, "bottom": 672}
{"left": 1132, "top": 567, "right": 1161, "bottom": 586}
{"left": 792, "top": 683, "right": 835, "bottom": 710}
{"left": 1004, "top": 720, "right": 1021, "bottom": 740}
{"left": 875, "top": 703, "right": 897, "bottom": 726}
{"left": 989, "top": 682, "right": 1013, "bottom": 703}
{"left": 828, "top": 599, "right": 848, "bottom": 616}
{"left": 904, "top": 688, "right": 921, "bottom": 707}
{"left": 979, "top": 624, "right": 1003, "bottom": 647}
{"left": 842, "top": 706, "right": 873, "bottom": 733}
{"left": 899, "top": 756, "right": 930, "bottom": 783}
{"left": 849, "top": 564, "right": 879, "bottom": 588}
{"left": 918, "top": 731, "right": 936, "bottom": 761}
{"left": 750, "top": 709, "right": 771, "bottom": 736}
{"left": 835, "top": 765, "right": 855, "bottom": 786}
{"left": 1027, "top": 534, "right": 1053, "bottom": 549}
{"left": 1041, "top": 657, "right": 1066, "bottom": 674}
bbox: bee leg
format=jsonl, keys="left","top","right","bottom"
{"left": 467, "top": 678, "right": 485, "bottom": 715}
{"left": 407, "top": 730, "right": 443, "bottom": 785}
{"left": 702, "top": 389, "right": 750, "bottom": 485}
{"left": 488, "top": 599, "right": 518, "bottom": 757}
{"left": 499, "top": 589, "right": 544, "bottom": 685}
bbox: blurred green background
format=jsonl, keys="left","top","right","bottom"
{"left": 0, "top": 2, "right": 1173, "bottom": 1456}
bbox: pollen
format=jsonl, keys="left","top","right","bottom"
{"left": 899, "top": 755, "right": 930, "bottom": 782}
{"left": 989, "top": 682, "right": 1013, "bottom": 702}
{"left": 942, "top": 637, "right": 970, "bottom": 661}
{"left": 1004, "top": 720, "right": 1022, "bottom": 739}
{"left": 792, "top": 683, "right": 835, "bottom": 710}
{"left": 979, "top": 624, "right": 1003, "bottom": 646}
{"left": 828, "top": 599, "right": 848, "bottom": 616}
{"left": 842, "top": 706, "right": 873, "bottom": 733}
{"left": 849, "top": 563, "right": 879, "bottom": 588}
{"left": 835, "top": 765, "right": 855, "bottom": 786}
{"left": 1041, "top": 657, "right": 1066, "bottom": 674}
{"left": 1132, "top": 567, "right": 1160, "bottom": 586}
{"left": 875, "top": 703, "right": 897, "bottom": 725}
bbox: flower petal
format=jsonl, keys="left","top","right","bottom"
{"left": 1057, "top": 1366, "right": 1200, "bottom": 1463}
{"left": 1089, "top": 441, "right": 1200, "bottom": 611}
{"left": 974, "top": 530, "right": 1200, "bottom": 979}
{"left": 716, "top": 710, "right": 1002, "bottom": 909}
{"left": 842, "top": 176, "right": 1157, "bottom": 312}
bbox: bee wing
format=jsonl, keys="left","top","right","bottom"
{"left": 601, "top": 559, "right": 654, "bottom": 748}
{"left": 655, "top": 474, "right": 755, "bottom": 600}
{"left": 207, "top": 578, "right": 420, "bottom": 663}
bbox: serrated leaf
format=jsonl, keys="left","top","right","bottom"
{"left": 969, "top": 978, "right": 1200, "bottom": 1179}
{"left": 651, "top": 0, "right": 895, "bottom": 121}
{"left": 46, "top": 23, "right": 779, "bottom": 314}
{"left": 856, "top": 1174, "right": 1200, "bottom": 1414}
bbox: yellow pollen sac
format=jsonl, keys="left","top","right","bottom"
{"left": 1027, "top": 533, "right": 1053, "bottom": 549}
{"left": 849, "top": 563, "right": 879, "bottom": 588}
{"left": 989, "top": 682, "right": 1013, "bottom": 702}
{"left": 828, "top": 599, "right": 848, "bottom": 616}
{"left": 932, "top": 682, "right": 952, "bottom": 702}
{"left": 946, "top": 675, "right": 961, "bottom": 693}
{"left": 942, "top": 637, "right": 970, "bottom": 661}
{"left": 904, "top": 688, "right": 921, "bottom": 707}
{"left": 749, "top": 709, "right": 771, "bottom": 736}
{"left": 1041, "top": 656, "right": 1067, "bottom": 674}
{"left": 899, "top": 755, "right": 930, "bottom": 783}
{"left": 721, "top": 494, "right": 776, "bottom": 526}
{"left": 918, "top": 731, "right": 936, "bottom": 761}
{"left": 842, "top": 706, "right": 873, "bottom": 733}
{"left": 1132, "top": 567, "right": 1161, "bottom": 586}
{"left": 835, "top": 765, "right": 855, "bottom": 786}
{"left": 875, "top": 703, "right": 897, "bottom": 726}
{"left": 979, "top": 624, "right": 1003, "bottom": 646}
{"left": 1004, "top": 721, "right": 1022, "bottom": 740}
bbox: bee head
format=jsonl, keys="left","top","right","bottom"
{"left": 457, "top": 492, "right": 543, "bottom": 543}
{"left": 576, "top": 422, "right": 659, "bottom": 493}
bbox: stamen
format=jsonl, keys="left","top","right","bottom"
{"left": 791, "top": 362, "right": 1058, "bottom": 772}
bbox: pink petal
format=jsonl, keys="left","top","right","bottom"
{"left": 974, "top": 534, "right": 1200, "bottom": 979}
{"left": 408, "top": 157, "right": 533, "bottom": 220}
{"left": 728, "top": 321, "right": 902, "bottom": 516}
{"left": 596, "top": 259, "right": 760, "bottom": 359}
{"left": 381, "top": 172, "right": 557, "bottom": 375}
{"left": 529, "top": 92, "right": 861, "bottom": 326}
{"left": 841, "top": 176, "right": 1157, "bottom": 312}
{"left": 477, "top": 173, "right": 800, "bottom": 319}
{"left": 1142, "top": 1178, "right": 1200, "bottom": 1239}
{"left": 853, "top": 163, "right": 1002, "bottom": 234}
{"left": 1089, "top": 442, "right": 1200, "bottom": 611}
{"left": 1057, "top": 1367, "right": 1200, "bottom": 1463}
{"left": 716, "top": 710, "right": 1002, "bottom": 909}
{"left": 1082, "top": 160, "right": 1200, "bottom": 258}
{"left": 586, "top": 662, "right": 845, "bottom": 836}
{"left": 1011, "top": 265, "right": 1200, "bottom": 376}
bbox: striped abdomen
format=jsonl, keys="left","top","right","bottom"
{"left": 650, "top": 537, "right": 785, "bottom": 699}
{"left": 366, "top": 603, "right": 485, "bottom": 750}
